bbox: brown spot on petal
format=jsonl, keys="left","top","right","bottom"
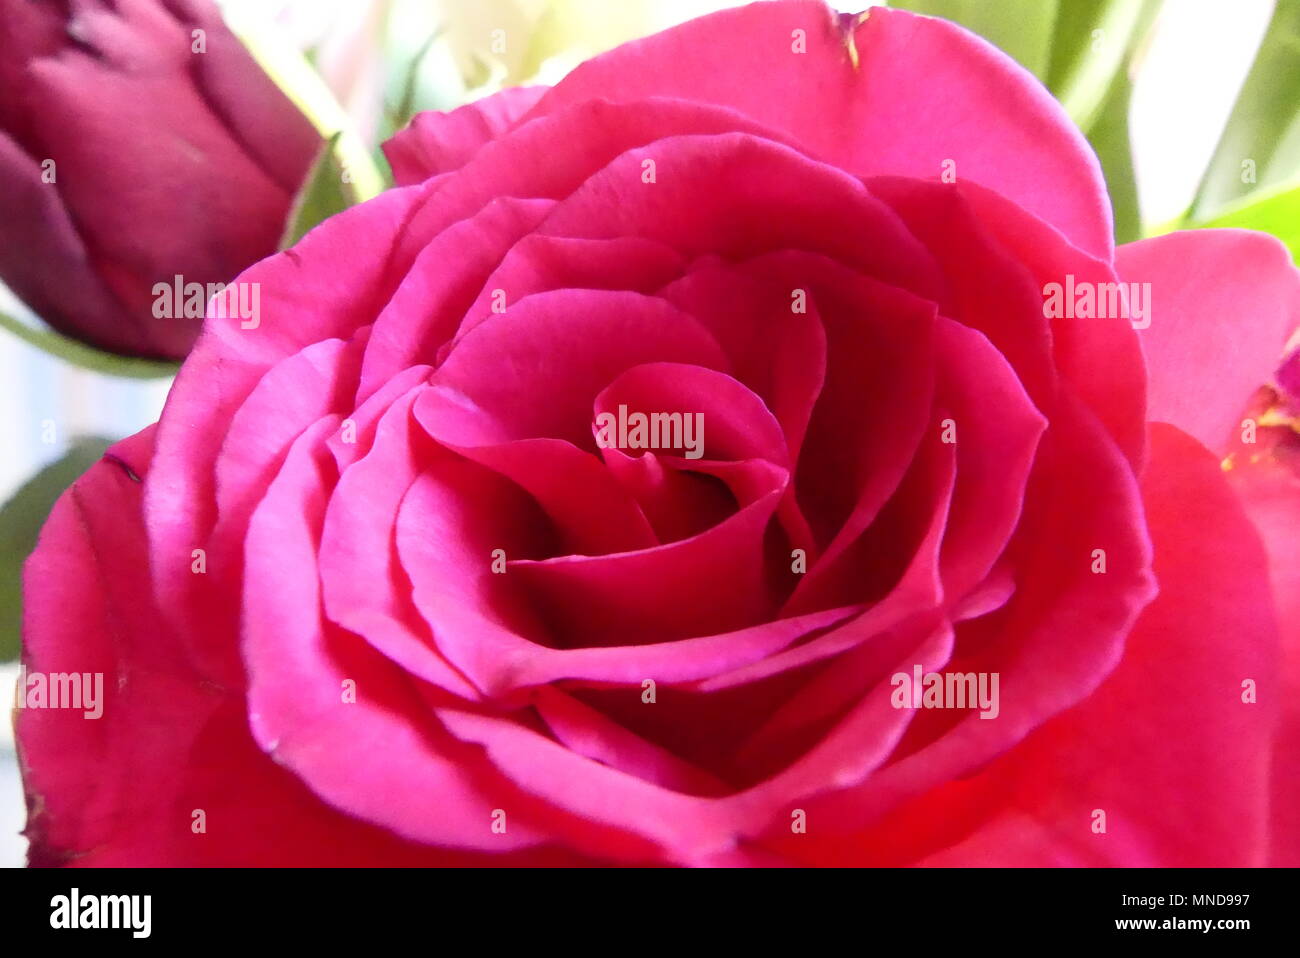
{"left": 103, "top": 453, "right": 141, "bottom": 483}
{"left": 837, "top": 9, "right": 870, "bottom": 70}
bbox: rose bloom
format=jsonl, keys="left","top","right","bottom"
{"left": 0, "top": 0, "right": 319, "bottom": 358}
{"left": 18, "top": 1, "right": 1300, "bottom": 866}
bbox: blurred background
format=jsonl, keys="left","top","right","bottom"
{"left": 1, "top": 0, "right": 1294, "bottom": 866}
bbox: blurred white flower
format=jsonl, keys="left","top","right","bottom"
{"left": 429, "top": 0, "right": 740, "bottom": 91}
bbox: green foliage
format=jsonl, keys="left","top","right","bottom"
{"left": 1192, "top": 0, "right": 1300, "bottom": 221}
{"left": 0, "top": 438, "right": 113, "bottom": 661}
{"left": 0, "top": 311, "right": 178, "bottom": 380}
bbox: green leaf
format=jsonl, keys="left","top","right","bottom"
{"left": 1046, "top": 0, "right": 1158, "bottom": 130}
{"left": 1071, "top": 0, "right": 1162, "bottom": 244}
{"left": 279, "top": 132, "right": 362, "bottom": 249}
{"left": 888, "top": 0, "right": 1060, "bottom": 80}
{"left": 386, "top": 28, "right": 443, "bottom": 133}
{"left": 0, "top": 311, "right": 179, "bottom": 379}
{"left": 1192, "top": 1, "right": 1300, "bottom": 220}
{"left": 1088, "top": 68, "right": 1143, "bottom": 244}
{"left": 0, "top": 438, "right": 114, "bottom": 661}
{"left": 1190, "top": 181, "right": 1300, "bottom": 264}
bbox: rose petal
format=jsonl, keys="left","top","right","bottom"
{"left": 892, "top": 425, "right": 1279, "bottom": 867}
{"left": 21, "top": 430, "right": 545, "bottom": 865}
{"left": 525, "top": 1, "right": 1112, "bottom": 257}
{"left": 1117, "top": 229, "right": 1300, "bottom": 452}
{"left": 384, "top": 85, "right": 548, "bottom": 185}
{"left": 1226, "top": 444, "right": 1300, "bottom": 865}
{"left": 243, "top": 417, "right": 554, "bottom": 851}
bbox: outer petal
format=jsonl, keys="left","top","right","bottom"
{"left": 523, "top": 1, "right": 1112, "bottom": 258}
{"left": 144, "top": 182, "right": 436, "bottom": 671}
{"left": 1225, "top": 439, "right": 1300, "bottom": 865}
{"left": 1117, "top": 230, "right": 1300, "bottom": 452}
{"left": 384, "top": 86, "right": 549, "bottom": 186}
{"left": 820, "top": 424, "right": 1279, "bottom": 866}
{"left": 19, "top": 431, "right": 588, "bottom": 865}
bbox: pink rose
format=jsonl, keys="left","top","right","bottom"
{"left": 19, "top": 1, "right": 1300, "bottom": 866}
{"left": 0, "top": 0, "right": 320, "bottom": 358}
